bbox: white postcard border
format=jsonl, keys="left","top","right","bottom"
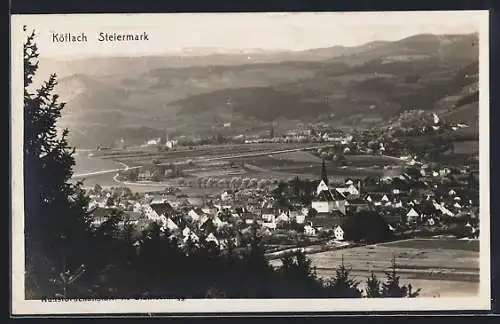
{"left": 10, "top": 11, "right": 491, "bottom": 315}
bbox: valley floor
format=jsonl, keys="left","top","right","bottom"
{"left": 269, "top": 238, "right": 480, "bottom": 298}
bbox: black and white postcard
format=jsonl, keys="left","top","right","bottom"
{"left": 10, "top": 11, "right": 491, "bottom": 315}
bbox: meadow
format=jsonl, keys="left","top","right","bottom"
{"left": 269, "top": 237, "right": 480, "bottom": 298}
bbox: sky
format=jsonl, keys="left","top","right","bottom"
{"left": 11, "top": 11, "right": 485, "bottom": 59}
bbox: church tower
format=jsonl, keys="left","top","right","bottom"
{"left": 320, "top": 158, "right": 328, "bottom": 186}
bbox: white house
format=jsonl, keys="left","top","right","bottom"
{"left": 262, "top": 222, "right": 277, "bottom": 231}
{"left": 198, "top": 214, "right": 210, "bottom": 227}
{"left": 206, "top": 233, "right": 219, "bottom": 245}
{"left": 276, "top": 212, "right": 290, "bottom": 223}
{"left": 221, "top": 191, "right": 232, "bottom": 202}
{"left": 164, "top": 217, "right": 179, "bottom": 232}
{"left": 188, "top": 209, "right": 201, "bottom": 222}
{"left": 166, "top": 140, "right": 178, "bottom": 150}
{"left": 295, "top": 214, "right": 306, "bottom": 224}
{"left": 262, "top": 212, "right": 276, "bottom": 223}
{"left": 337, "top": 184, "right": 360, "bottom": 197}
{"left": 334, "top": 225, "right": 345, "bottom": 241}
{"left": 304, "top": 224, "right": 316, "bottom": 236}
{"left": 406, "top": 208, "right": 420, "bottom": 223}
{"left": 182, "top": 226, "right": 192, "bottom": 238}
{"left": 433, "top": 113, "right": 440, "bottom": 124}
{"left": 220, "top": 237, "right": 240, "bottom": 250}
{"left": 212, "top": 215, "right": 224, "bottom": 228}
{"left": 147, "top": 138, "right": 159, "bottom": 145}
{"left": 182, "top": 227, "right": 199, "bottom": 243}
{"left": 143, "top": 205, "right": 160, "bottom": 221}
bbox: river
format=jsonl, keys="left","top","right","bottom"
{"left": 72, "top": 150, "right": 123, "bottom": 188}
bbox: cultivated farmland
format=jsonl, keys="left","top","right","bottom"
{"left": 269, "top": 237, "right": 480, "bottom": 298}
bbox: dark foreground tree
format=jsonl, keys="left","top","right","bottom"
{"left": 325, "top": 256, "right": 362, "bottom": 298}
{"left": 342, "top": 210, "right": 393, "bottom": 244}
{"left": 24, "top": 29, "right": 93, "bottom": 298}
{"left": 365, "top": 272, "right": 382, "bottom": 298}
{"left": 277, "top": 250, "right": 324, "bottom": 297}
{"left": 381, "top": 257, "right": 421, "bottom": 298}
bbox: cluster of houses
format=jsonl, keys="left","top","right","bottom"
{"left": 87, "top": 147, "right": 479, "bottom": 250}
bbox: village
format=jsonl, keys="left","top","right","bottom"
{"left": 86, "top": 116, "right": 480, "bottom": 256}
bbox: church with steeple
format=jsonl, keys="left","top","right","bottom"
{"left": 311, "top": 159, "right": 347, "bottom": 215}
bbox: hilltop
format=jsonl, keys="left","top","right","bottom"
{"left": 38, "top": 33, "right": 479, "bottom": 147}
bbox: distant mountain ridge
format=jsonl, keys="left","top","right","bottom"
{"left": 37, "top": 33, "right": 479, "bottom": 147}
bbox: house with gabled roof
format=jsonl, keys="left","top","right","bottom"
{"left": 406, "top": 207, "right": 421, "bottom": 223}
{"left": 336, "top": 183, "right": 360, "bottom": 197}
{"left": 312, "top": 180, "right": 347, "bottom": 215}
{"left": 121, "top": 211, "right": 144, "bottom": 225}
{"left": 188, "top": 209, "right": 202, "bottom": 222}
{"left": 206, "top": 232, "right": 219, "bottom": 246}
{"left": 89, "top": 206, "right": 115, "bottom": 226}
{"left": 198, "top": 214, "right": 210, "bottom": 228}
{"left": 276, "top": 212, "right": 290, "bottom": 224}
{"left": 182, "top": 226, "right": 200, "bottom": 243}
{"left": 304, "top": 223, "right": 317, "bottom": 236}
{"left": 261, "top": 207, "right": 276, "bottom": 223}
{"left": 212, "top": 215, "right": 224, "bottom": 229}
{"left": 262, "top": 221, "right": 277, "bottom": 231}
{"left": 295, "top": 214, "right": 306, "bottom": 224}
{"left": 150, "top": 200, "right": 174, "bottom": 217}
{"left": 334, "top": 225, "right": 345, "bottom": 241}
{"left": 164, "top": 217, "right": 180, "bottom": 232}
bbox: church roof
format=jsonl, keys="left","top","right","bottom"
{"left": 150, "top": 201, "right": 174, "bottom": 216}
{"left": 314, "top": 189, "right": 345, "bottom": 201}
{"left": 315, "top": 190, "right": 334, "bottom": 201}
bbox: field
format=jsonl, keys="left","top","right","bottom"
{"left": 96, "top": 143, "right": 319, "bottom": 166}
{"left": 75, "top": 144, "right": 405, "bottom": 194}
{"left": 344, "top": 155, "right": 406, "bottom": 167}
{"left": 452, "top": 140, "right": 479, "bottom": 154}
{"left": 269, "top": 238, "right": 480, "bottom": 298}
{"left": 268, "top": 150, "right": 323, "bottom": 163}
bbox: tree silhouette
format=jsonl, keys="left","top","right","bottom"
{"left": 381, "top": 257, "right": 421, "bottom": 298}
{"left": 325, "top": 256, "right": 362, "bottom": 298}
{"left": 24, "top": 29, "right": 93, "bottom": 299}
{"left": 365, "top": 272, "right": 382, "bottom": 298}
